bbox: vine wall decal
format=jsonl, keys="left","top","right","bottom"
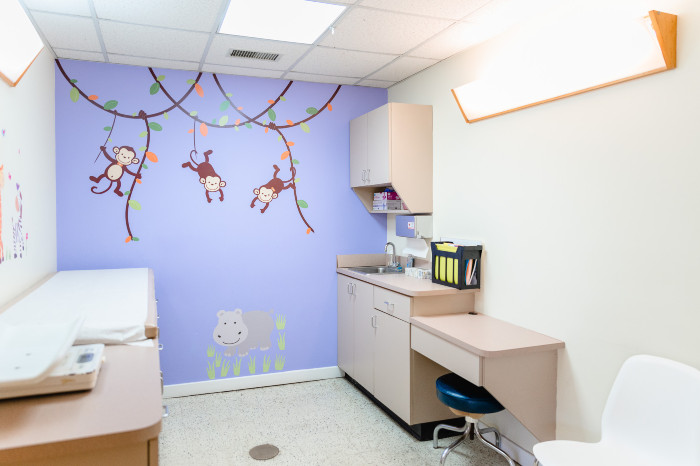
{"left": 56, "top": 59, "right": 341, "bottom": 241}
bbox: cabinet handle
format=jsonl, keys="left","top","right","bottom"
{"left": 347, "top": 283, "right": 352, "bottom": 294}
{"left": 352, "top": 283, "right": 356, "bottom": 294}
{"left": 366, "top": 169, "right": 370, "bottom": 183}
{"left": 361, "top": 170, "right": 366, "bottom": 182}
{"left": 384, "top": 301, "right": 394, "bottom": 312}
{"left": 371, "top": 315, "right": 377, "bottom": 328}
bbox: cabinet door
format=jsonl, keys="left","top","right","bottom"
{"left": 366, "top": 104, "right": 390, "bottom": 186}
{"left": 349, "top": 114, "right": 368, "bottom": 187}
{"left": 337, "top": 275, "right": 355, "bottom": 377}
{"left": 374, "top": 310, "right": 410, "bottom": 423}
{"left": 352, "top": 280, "right": 375, "bottom": 392}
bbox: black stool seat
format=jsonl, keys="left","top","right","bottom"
{"left": 436, "top": 373, "right": 504, "bottom": 414}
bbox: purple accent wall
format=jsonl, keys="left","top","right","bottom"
{"left": 55, "top": 60, "right": 387, "bottom": 385}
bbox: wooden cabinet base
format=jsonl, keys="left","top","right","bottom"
{"left": 3, "top": 440, "right": 158, "bottom": 466}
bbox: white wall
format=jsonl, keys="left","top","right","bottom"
{"left": 389, "top": 0, "right": 700, "bottom": 449}
{"left": 0, "top": 49, "right": 56, "bottom": 307}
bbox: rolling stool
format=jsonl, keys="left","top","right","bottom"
{"left": 433, "top": 373, "right": 515, "bottom": 466}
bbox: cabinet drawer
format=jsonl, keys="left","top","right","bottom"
{"left": 374, "top": 287, "right": 411, "bottom": 322}
{"left": 411, "top": 326, "right": 482, "bottom": 386}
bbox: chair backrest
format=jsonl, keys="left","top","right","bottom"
{"left": 601, "top": 354, "right": 700, "bottom": 465}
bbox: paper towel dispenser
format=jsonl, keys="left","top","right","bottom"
{"left": 396, "top": 215, "right": 433, "bottom": 239}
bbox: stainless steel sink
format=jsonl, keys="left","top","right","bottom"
{"left": 347, "top": 266, "right": 403, "bottom": 275}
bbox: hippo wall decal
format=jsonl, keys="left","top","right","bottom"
{"left": 213, "top": 309, "right": 275, "bottom": 357}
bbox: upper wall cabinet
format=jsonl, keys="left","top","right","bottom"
{"left": 350, "top": 103, "right": 433, "bottom": 214}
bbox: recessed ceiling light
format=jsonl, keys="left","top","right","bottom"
{"left": 0, "top": 0, "right": 44, "bottom": 86}
{"left": 219, "top": 0, "right": 346, "bottom": 44}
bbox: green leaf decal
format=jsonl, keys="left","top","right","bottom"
{"left": 190, "top": 110, "right": 198, "bottom": 116}
{"left": 267, "top": 109, "right": 276, "bottom": 121}
{"left": 132, "top": 237, "right": 140, "bottom": 242}
{"left": 128, "top": 200, "right": 141, "bottom": 210}
{"left": 212, "top": 118, "right": 217, "bottom": 125}
{"left": 132, "top": 112, "right": 137, "bottom": 116}
{"left": 70, "top": 79, "right": 78, "bottom": 84}
{"left": 294, "top": 178, "right": 299, "bottom": 183}
{"left": 297, "top": 200, "right": 308, "bottom": 208}
{"left": 103, "top": 126, "right": 112, "bottom": 131}
{"left": 143, "top": 164, "right": 148, "bottom": 169}
{"left": 108, "top": 138, "right": 112, "bottom": 142}
{"left": 219, "top": 115, "right": 229, "bottom": 126}
{"left": 300, "top": 122, "right": 310, "bottom": 133}
{"left": 306, "top": 107, "right": 318, "bottom": 115}
{"left": 292, "top": 159, "right": 300, "bottom": 165}
{"left": 157, "top": 75, "right": 165, "bottom": 82}
{"left": 245, "top": 123, "right": 252, "bottom": 129}
{"left": 235, "top": 126, "right": 239, "bottom": 131}
{"left": 220, "top": 101, "right": 230, "bottom": 111}
{"left": 124, "top": 190, "right": 131, "bottom": 195}
{"left": 139, "top": 146, "right": 147, "bottom": 151}
{"left": 277, "top": 135, "right": 282, "bottom": 141}
{"left": 226, "top": 92, "right": 232, "bottom": 97}
{"left": 148, "top": 122, "right": 162, "bottom": 131}
{"left": 186, "top": 79, "right": 196, "bottom": 85}
{"left": 139, "top": 131, "right": 147, "bottom": 137}
{"left": 104, "top": 100, "right": 118, "bottom": 110}
{"left": 164, "top": 111, "right": 169, "bottom": 120}
{"left": 280, "top": 95, "right": 286, "bottom": 101}
{"left": 69, "top": 87, "right": 79, "bottom": 102}
{"left": 149, "top": 82, "right": 160, "bottom": 95}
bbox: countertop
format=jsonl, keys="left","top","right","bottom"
{"left": 337, "top": 254, "right": 476, "bottom": 297}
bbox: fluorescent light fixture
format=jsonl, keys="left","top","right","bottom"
{"left": 219, "top": 0, "right": 346, "bottom": 44}
{"left": 452, "top": 10, "right": 677, "bottom": 123}
{"left": 0, "top": 0, "right": 44, "bottom": 87}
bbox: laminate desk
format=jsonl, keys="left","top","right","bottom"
{"left": 0, "top": 345, "right": 162, "bottom": 466}
{"left": 411, "top": 313, "right": 564, "bottom": 441}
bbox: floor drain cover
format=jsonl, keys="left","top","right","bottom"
{"left": 249, "top": 444, "right": 280, "bottom": 460}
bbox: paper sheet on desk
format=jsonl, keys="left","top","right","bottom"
{"left": 0, "top": 269, "right": 149, "bottom": 344}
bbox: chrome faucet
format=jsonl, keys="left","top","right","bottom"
{"left": 385, "top": 242, "right": 399, "bottom": 268}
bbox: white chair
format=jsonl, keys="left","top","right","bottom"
{"left": 533, "top": 354, "right": 700, "bottom": 466}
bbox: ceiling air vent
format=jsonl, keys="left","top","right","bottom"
{"left": 229, "top": 49, "right": 280, "bottom": 61}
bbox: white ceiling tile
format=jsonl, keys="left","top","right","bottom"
{"left": 23, "top": 0, "right": 90, "bottom": 16}
{"left": 205, "top": 35, "right": 310, "bottom": 70}
{"left": 93, "top": 0, "right": 225, "bottom": 32}
{"left": 201, "top": 64, "right": 284, "bottom": 79}
{"left": 319, "top": 7, "right": 451, "bottom": 55}
{"left": 284, "top": 72, "right": 358, "bottom": 86}
{"left": 100, "top": 21, "right": 210, "bottom": 62}
{"left": 293, "top": 47, "right": 396, "bottom": 78}
{"left": 31, "top": 12, "right": 101, "bottom": 51}
{"left": 107, "top": 54, "right": 200, "bottom": 71}
{"left": 367, "top": 56, "right": 437, "bottom": 82}
{"left": 409, "top": 21, "right": 497, "bottom": 60}
{"left": 463, "top": 0, "right": 553, "bottom": 29}
{"left": 356, "top": 79, "right": 394, "bottom": 88}
{"left": 359, "top": 0, "right": 491, "bottom": 20}
{"left": 55, "top": 49, "right": 105, "bottom": 62}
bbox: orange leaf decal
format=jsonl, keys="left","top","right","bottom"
{"left": 200, "top": 122, "right": 208, "bottom": 136}
{"left": 187, "top": 129, "right": 194, "bottom": 134}
{"left": 281, "top": 151, "right": 290, "bottom": 160}
{"left": 88, "top": 95, "right": 98, "bottom": 100}
{"left": 287, "top": 141, "right": 295, "bottom": 147}
{"left": 194, "top": 83, "right": 204, "bottom": 97}
{"left": 286, "top": 120, "right": 293, "bottom": 125}
{"left": 327, "top": 104, "right": 333, "bottom": 111}
{"left": 235, "top": 119, "right": 241, "bottom": 125}
{"left": 145, "top": 151, "right": 158, "bottom": 162}
{"left": 306, "top": 228, "right": 311, "bottom": 234}
{"left": 268, "top": 100, "right": 274, "bottom": 104}
{"left": 125, "top": 236, "right": 132, "bottom": 243}
{"left": 237, "top": 106, "right": 243, "bottom": 110}
{"left": 136, "top": 179, "right": 142, "bottom": 184}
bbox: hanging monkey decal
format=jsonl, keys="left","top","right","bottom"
{"left": 251, "top": 164, "right": 295, "bottom": 213}
{"left": 182, "top": 149, "right": 226, "bottom": 203}
{"left": 90, "top": 146, "right": 141, "bottom": 196}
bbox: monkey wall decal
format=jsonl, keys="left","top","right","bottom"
{"left": 251, "top": 164, "right": 296, "bottom": 214}
{"left": 182, "top": 149, "right": 226, "bottom": 203}
{"left": 12, "top": 183, "right": 24, "bottom": 259}
{"left": 89, "top": 146, "right": 141, "bottom": 197}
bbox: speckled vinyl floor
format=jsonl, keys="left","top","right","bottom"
{"left": 159, "top": 377, "right": 512, "bottom": 466}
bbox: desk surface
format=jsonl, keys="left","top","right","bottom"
{"left": 411, "top": 313, "right": 564, "bottom": 357}
{"left": 0, "top": 345, "right": 162, "bottom": 463}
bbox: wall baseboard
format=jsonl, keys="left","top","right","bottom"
{"left": 163, "top": 366, "right": 343, "bottom": 398}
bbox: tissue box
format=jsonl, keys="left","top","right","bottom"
{"left": 374, "top": 191, "right": 400, "bottom": 201}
